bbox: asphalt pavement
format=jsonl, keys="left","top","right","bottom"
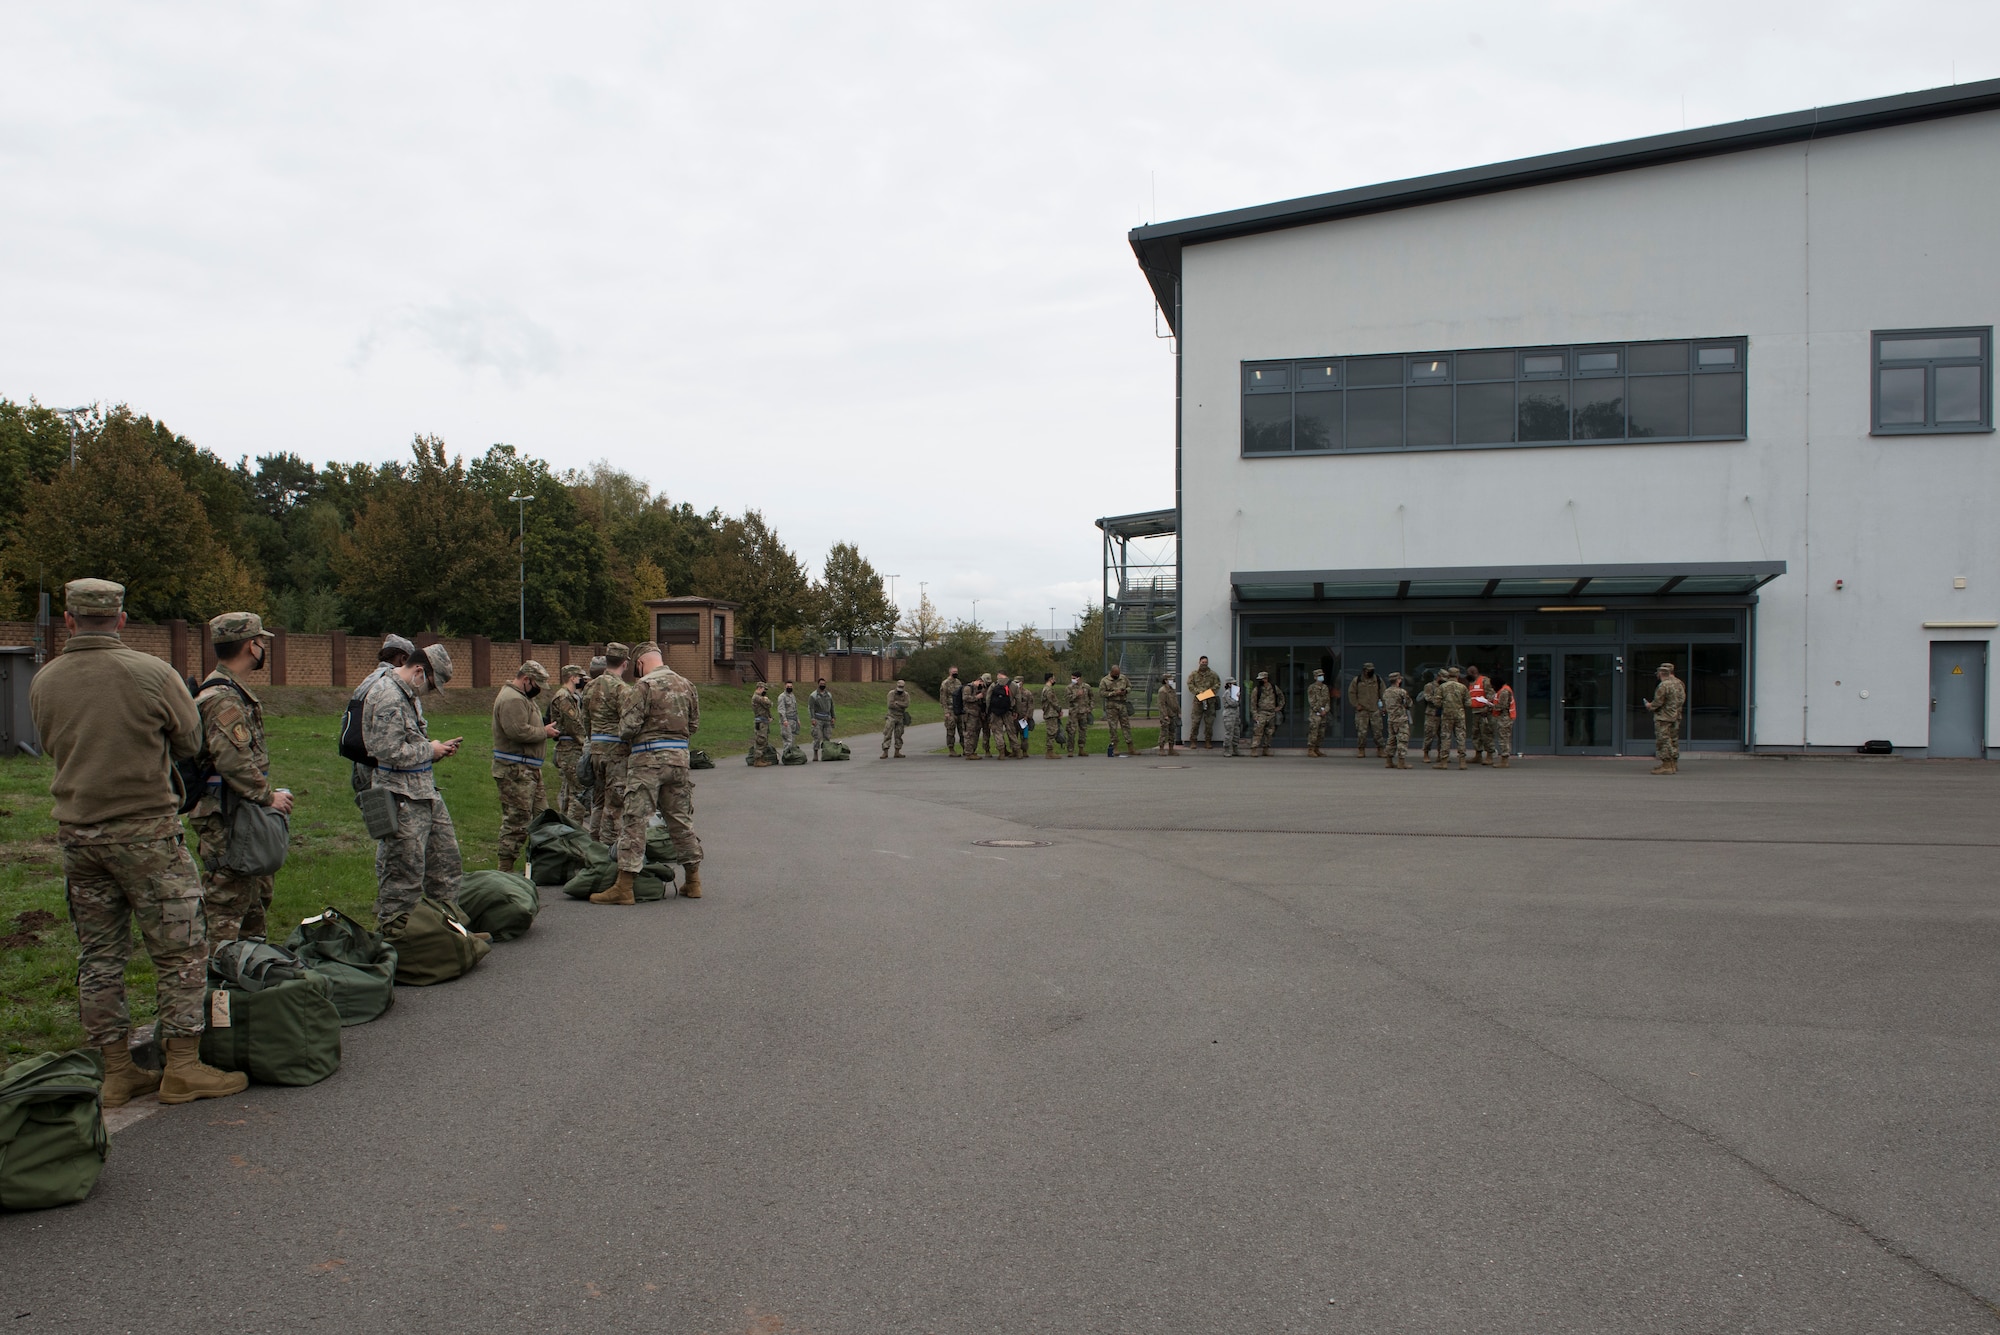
{"left": 5, "top": 729, "right": 1998, "bottom": 1334}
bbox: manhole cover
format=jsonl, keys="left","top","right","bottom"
{"left": 973, "top": 839, "right": 1051, "bottom": 848}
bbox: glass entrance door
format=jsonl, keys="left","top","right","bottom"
{"left": 1521, "top": 650, "right": 1623, "bottom": 753}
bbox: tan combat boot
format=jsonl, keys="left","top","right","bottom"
{"left": 1397, "top": 759, "right": 1411, "bottom": 770}
{"left": 1356, "top": 746, "right": 1366, "bottom": 758}
{"left": 1457, "top": 755, "right": 1467, "bottom": 770}
{"left": 681, "top": 864, "right": 703, "bottom": 898}
{"left": 1498, "top": 755, "right": 1510, "bottom": 768}
{"left": 1650, "top": 762, "right": 1669, "bottom": 774}
{"left": 590, "top": 869, "right": 637, "bottom": 905}
{"left": 1666, "top": 759, "right": 1679, "bottom": 774}
{"left": 99, "top": 1041, "right": 161, "bottom": 1108}
{"left": 158, "top": 1036, "right": 247, "bottom": 1105}
{"left": 1383, "top": 755, "right": 1394, "bottom": 768}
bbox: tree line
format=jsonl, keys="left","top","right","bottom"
{"left": 0, "top": 398, "right": 904, "bottom": 650}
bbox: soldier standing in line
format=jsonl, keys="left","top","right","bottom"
{"left": 1432, "top": 666, "right": 1470, "bottom": 771}
{"left": 1491, "top": 674, "right": 1516, "bottom": 768}
{"left": 594, "top": 642, "right": 704, "bottom": 903}
{"left": 881, "top": 678, "right": 911, "bottom": 758}
{"left": 492, "top": 660, "right": 559, "bottom": 873}
{"left": 1040, "top": 672, "right": 1065, "bottom": 759}
{"left": 1351, "top": 662, "right": 1386, "bottom": 758}
{"left": 1420, "top": 669, "right": 1441, "bottom": 763}
{"left": 350, "top": 634, "right": 416, "bottom": 803}
{"left": 1098, "top": 664, "right": 1134, "bottom": 756}
{"left": 191, "top": 613, "right": 293, "bottom": 942}
{"left": 1185, "top": 655, "right": 1221, "bottom": 749}
{"left": 1643, "top": 662, "right": 1686, "bottom": 775}
{"left": 29, "top": 580, "right": 247, "bottom": 1107}
{"left": 809, "top": 677, "right": 836, "bottom": 759}
{"left": 751, "top": 683, "right": 774, "bottom": 760}
{"left": 1304, "top": 669, "right": 1332, "bottom": 757}
{"left": 987, "top": 672, "right": 1018, "bottom": 758}
{"left": 549, "top": 664, "right": 590, "bottom": 826}
{"left": 777, "top": 681, "right": 800, "bottom": 751}
{"left": 1382, "top": 671, "right": 1414, "bottom": 770}
{"left": 962, "top": 673, "right": 990, "bottom": 758}
{"left": 1250, "top": 670, "right": 1286, "bottom": 756}
{"left": 1066, "top": 671, "right": 1092, "bottom": 757}
{"left": 1155, "top": 674, "right": 1182, "bottom": 755}
{"left": 1220, "top": 677, "right": 1244, "bottom": 756}
{"left": 363, "top": 643, "right": 465, "bottom": 920}
{"left": 940, "top": 666, "right": 966, "bottom": 757}
{"left": 584, "top": 644, "right": 633, "bottom": 840}
{"left": 1465, "top": 665, "right": 1495, "bottom": 765}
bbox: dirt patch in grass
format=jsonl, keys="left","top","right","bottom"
{"left": 0, "top": 908, "right": 59, "bottom": 950}
{"left": 0, "top": 835, "right": 58, "bottom": 868}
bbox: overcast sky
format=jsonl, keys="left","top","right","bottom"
{"left": 3, "top": 2, "right": 1994, "bottom": 635}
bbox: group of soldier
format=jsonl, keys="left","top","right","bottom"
{"left": 747, "top": 679, "right": 839, "bottom": 759}
{"left": 934, "top": 664, "right": 1153, "bottom": 759}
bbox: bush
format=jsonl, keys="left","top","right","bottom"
{"left": 902, "top": 645, "right": 998, "bottom": 701}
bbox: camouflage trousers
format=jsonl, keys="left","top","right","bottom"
{"left": 1655, "top": 716, "right": 1681, "bottom": 762}
{"left": 61, "top": 824, "right": 208, "bottom": 1046}
{"left": 190, "top": 811, "right": 273, "bottom": 943}
{"left": 882, "top": 714, "right": 907, "bottom": 755}
{"left": 1434, "top": 710, "right": 1467, "bottom": 761}
{"left": 618, "top": 751, "right": 702, "bottom": 873}
{"left": 590, "top": 746, "right": 629, "bottom": 844}
{"left": 1357, "top": 709, "right": 1387, "bottom": 752}
{"left": 1387, "top": 715, "right": 1411, "bottom": 765}
{"left": 1252, "top": 710, "right": 1280, "bottom": 751}
{"left": 984, "top": 714, "right": 1013, "bottom": 756}
{"left": 375, "top": 793, "right": 463, "bottom": 925}
{"left": 1191, "top": 703, "right": 1217, "bottom": 745}
{"left": 1044, "top": 712, "right": 1063, "bottom": 756}
{"left": 494, "top": 762, "right": 545, "bottom": 866}
{"left": 1423, "top": 709, "right": 1441, "bottom": 754}
{"left": 1471, "top": 712, "right": 1496, "bottom": 756}
{"left": 779, "top": 717, "right": 798, "bottom": 749}
{"left": 1156, "top": 713, "right": 1179, "bottom": 752}
{"left": 1067, "top": 714, "right": 1091, "bottom": 756}
{"left": 753, "top": 718, "right": 771, "bottom": 751}
{"left": 1305, "top": 711, "right": 1330, "bottom": 749}
{"left": 554, "top": 742, "right": 589, "bottom": 827}
{"left": 1222, "top": 709, "right": 1243, "bottom": 755}
{"left": 943, "top": 712, "right": 965, "bottom": 753}
{"left": 1494, "top": 716, "right": 1514, "bottom": 759}
{"left": 964, "top": 707, "right": 988, "bottom": 755}
{"left": 811, "top": 718, "right": 833, "bottom": 753}
{"left": 1103, "top": 704, "right": 1132, "bottom": 751}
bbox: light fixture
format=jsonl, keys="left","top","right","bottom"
{"left": 1537, "top": 605, "right": 1607, "bottom": 613}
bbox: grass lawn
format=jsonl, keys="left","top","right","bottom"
{"left": 1, "top": 679, "right": 935, "bottom": 1063}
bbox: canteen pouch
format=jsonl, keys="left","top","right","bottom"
{"left": 199, "top": 976, "right": 342, "bottom": 1087}
{"left": 286, "top": 908, "right": 397, "bottom": 1026}
{"left": 381, "top": 896, "right": 490, "bottom": 985}
{"left": 221, "top": 788, "right": 291, "bottom": 877}
{"left": 357, "top": 785, "right": 398, "bottom": 841}
{"left": 457, "top": 870, "right": 540, "bottom": 942}
{"left": 0, "top": 1049, "right": 108, "bottom": 1211}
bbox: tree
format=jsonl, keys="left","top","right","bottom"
{"left": 897, "top": 591, "right": 945, "bottom": 650}
{"left": 332, "top": 435, "right": 514, "bottom": 634}
{"left": 689, "top": 509, "right": 811, "bottom": 645}
{"left": 469, "top": 445, "right": 621, "bottom": 641}
{"left": 570, "top": 462, "right": 717, "bottom": 598}
{"left": 622, "top": 557, "right": 669, "bottom": 643}
{"left": 1061, "top": 605, "right": 1104, "bottom": 678}
{"left": 1002, "top": 625, "right": 1056, "bottom": 684}
{"left": 815, "top": 541, "right": 893, "bottom": 651}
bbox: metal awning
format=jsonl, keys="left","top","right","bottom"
{"left": 1096, "top": 508, "right": 1177, "bottom": 539}
{"left": 1232, "top": 561, "right": 1785, "bottom": 603}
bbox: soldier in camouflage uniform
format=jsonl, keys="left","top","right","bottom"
{"left": 777, "top": 682, "right": 800, "bottom": 750}
{"left": 191, "top": 612, "right": 293, "bottom": 942}
{"left": 1643, "top": 662, "right": 1686, "bottom": 775}
{"left": 1420, "top": 670, "right": 1441, "bottom": 762}
{"left": 549, "top": 663, "right": 590, "bottom": 826}
{"left": 881, "top": 679, "right": 911, "bottom": 757}
{"left": 1250, "top": 671, "right": 1285, "bottom": 755}
{"left": 1491, "top": 677, "right": 1515, "bottom": 768}
{"left": 350, "top": 633, "right": 416, "bottom": 803}
{"left": 1185, "top": 656, "right": 1221, "bottom": 749}
{"left": 940, "top": 667, "right": 966, "bottom": 756}
{"left": 1350, "top": 663, "right": 1386, "bottom": 758}
{"left": 584, "top": 644, "right": 633, "bottom": 840}
{"left": 29, "top": 579, "right": 247, "bottom": 1106}
{"left": 363, "top": 643, "right": 465, "bottom": 921}
{"left": 1304, "top": 670, "right": 1332, "bottom": 757}
{"left": 1431, "top": 667, "right": 1470, "bottom": 770}
{"left": 595, "top": 642, "right": 705, "bottom": 903}
{"left": 809, "top": 678, "right": 835, "bottom": 759}
{"left": 1065, "top": 672, "right": 1092, "bottom": 757}
{"left": 1155, "top": 675, "right": 1182, "bottom": 755}
{"left": 1465, "top": 665, "right": 1496, "bottom": 765}
{"left": 1098, "top": 665, "right": 1134, "bottom": 755}
{"left": 1040, "top": 673, "right": 1065, "bottom": 758}
{"left": 492, "top": 660, "right": 558, "bottom": 872}
{"left": 751, "top": 683, "right": 774, "bottom": 762}
{"left": 1220, "top": 678, "right": 1244, "bottom": 756}
{"left": 1382, "top": 671, "right": 1414, "bottom": 769}
{"left": 963, "top": 674, "right": 990, "bottom": 758}
{"left": 988, "top": 673, "right": 1019, "bottom": 758}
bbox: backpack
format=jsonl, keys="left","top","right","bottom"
{"left": 457, "top": 870, "right": 539, "bottom": 942}
{"left": 381, "top": 896, "right": 490, "bottom": 985}
{"left": 198, "top": 973, "right": 343, "bottom": 1087}
{"left": 174, "top": 672, "right": 258, "bottom": 814}
{"left": 821, "top": 739, "right": 851, "bottom": 761}
{"left": 338, "top": 693, "right": 376, "bottom": 768}
{"left": 0, "top": 1049, "right": 108, "bottom": 1211}
{"left": 285, "top": 908, "right": 397, "bottom": 1026}
{"left": 780, "top": 743, "right": 808, "bottom": 765}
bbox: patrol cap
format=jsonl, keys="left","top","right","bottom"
{"left": 560, "top": 663, "right": 585, "bottom": 680}
{"left": 1658, "top": 661, "right": 1676, "bottom": 672}
{"left": 381, "top": 633, "right": 416, "bottom": 657}
{"left": 1256, "top": 670, "right": 1268, "bottom": 679}
{"left": 517, "top": 660, "right": 549, "bottom": 684}
{"left": 209, "top": 611, "right": 274, "bottom": 645}
{"left": 604, "top": 642, "right": 630, "bottom": 662}
{"left": 1362, "top": 661, "right": 1374, "bottom": 670}
{"left": 65, "top": 579, "right": 124, "bottom": 614}
{"left": 589, "top": 656, "right": 608, "bottom": 670}
{"left": 632, "top": 641, "right": 660, "bottom": 660}
{"left": 421, "top": 643, "right": 454, "bottom": 683}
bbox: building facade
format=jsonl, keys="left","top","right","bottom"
{"left": 1131, "top": 80, "right": 1998, "bottom": 756}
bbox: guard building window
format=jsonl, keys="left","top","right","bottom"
{"left": 655, "top": 613, "right": 699, "bottom": 644}
{"left": 1242, "top": 337, "right": 1749, "bottom": 456}
{"left": 1872, "top": 328, "right": 1992, "bottom": 434}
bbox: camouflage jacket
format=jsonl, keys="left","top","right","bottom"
{"left": 584, "top": 672, "right": 631, "bottom": 750}
{"left": 1252, "top": 681, "right": 1285, "bottom": 715}
{"left": 777, "top": 690, "right": 799, "bottom": 726}
{"left": 1437, "top": 678, "right": 1470, "bottom": 717}
{"left": 964, "top": 680, "right": 988, "bottom": 713}
{"left": 1421, "top": 681, "right": 1439, "bottom": 712}
{"left": 753, "top": 692, "right": 772, "bottom": 721}
{"left": 1067, "top": 680, "right": 1092, "bottom": 716}
{"left": 621, "top": 666, "right": 700, "bottom": 748}
{"left": 1186, "top": 666, "right": 1221, "bottom": 704}
{"left": 940, "top": 674, "right": 964, "bottom": 713}
{"left": 362, "top": 671, "right": 438, "bottom": 799}
{"left": 809, "top": 687, "right": 835, "bottom": 721}
{"left": 1349, "top": 672, "right": 1384, "bottom": 712}
{"left": 1651, "top": 676, "right": 1686, "bottom": 722}
{"left": 1306, "top": 681, "right": 1331, "bottom": 717}
{"left": 195, "top": 663, "right": 271, "bottom": 815}
{"left": 886, "top": 686, "right": 911, "bottom": 719}
{"left": 1098, "top": 673, "right": 1130, "bottom": 706}
{"left": 491, "top": 682, "right": 548, "bottom": 778}
{"left": 29, "top": 633, "right": 202, "bottom": 829}
{"left": 548, "top": 686, "right": 587, "bottom": 747}
{"left": 1040, "top": 683, "right": 1064, "bottom": 717}
{"left": 1383, "top": 684, "right": 1413, "bottom": 722}
{"left": 1156, "top": 682, "right": 1181, "bottom": 719}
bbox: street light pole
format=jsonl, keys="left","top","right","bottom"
{"left": 508, "top": 493, "right": 534, "bottom": 640}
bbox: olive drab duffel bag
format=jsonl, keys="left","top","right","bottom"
{"left": 560, "top": 851, "right": 670, "bottom": 902}
{"left": 526, "top": 809, "right": 610, "bottom": 888}
{"left": 746, "top": 743, "right": 779, "bottom": 767}
{"left": 208, "top": 939, "right": 314, "bottom": 991}
{"left": 285, "top": 908, "right": 397, "bottom": 1026}
{"left": 457, "top": 870, "right": 539, "bottom": 942}
{"left": 780, "top": 743, "right": 808, "bottom": 765}
{"left": 0, "top": 1049, "right": 109, "bottom": 1211}
{"left": 199, "top": 974, "right": 343, "bottom": 1088}
{"left": 381, "top": 895, "right": 490, "bottom": 985}
{"left": 690, "top": 748, "right": 715, "bottom": 770}
{"left": 821, "top": 739, "right": 851, "bottom": 761}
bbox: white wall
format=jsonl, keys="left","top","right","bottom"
{"left": 1178, "top": 110, "right": 2000, "bottom": 750}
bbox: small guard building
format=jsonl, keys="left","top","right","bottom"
{"left": 1129, "top": 79, "right": 1998, "bottom": 756}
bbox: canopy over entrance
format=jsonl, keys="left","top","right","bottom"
{"left": 1232, "top": 561, "right": 1785, "bottom": 605}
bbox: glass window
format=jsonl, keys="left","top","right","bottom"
{"left": 1877, "top": 369, "right": 1925, "bottom": 424}
{"left": 1457, "top": 383, "right": 1514, "bottom": 444}
{"left": 1880, "top": 335, "right": 1982, "bottom": 360}
{"left": 1243, "top": 395, "right": 1292, "bottom": 453}
{"left": 1696, "top": 345, "right": 1738, "bottom": 367}
{"left": 1244, "top": 619, "right": 1340, "bottom": 639}
{"left": 1521, "top": 352, "right": 1566, "bottom": 377}
{"left": 1690, "top": 643, "right": 1746, "bottom": 742}
{"left": 1691, "top": 372, "right": 1745, "bottom": 436}
{"left": 1628, "top": 342, "right": 1689, "bottom": 374}
{"left": 1573, "top": 380, "right": 1625, "bottom": 440}
{"left": 1453, "top": 619, "right": 1508, "bottom": 637}
{"left": 1577, "top": 350, "right": 1620, "bottom": 374}
{"left": 1872, "top": 328, "right": 1989, "bottom": 434}
{"left": 1348, "top": 357, "right": 1402, "bottom": 387}
{"left": 1408, "top": 619, "right": 1453, "bottom": 639}
{"left": 1524, "top": 616, "right": 1617, "bottom": 637}
{"left": 1628, "top": 375, "right": 1690, "bottom": 438}
{"left": 1632, "top": 615, "right": 1738, "bottom": 636}
{"left": 1937, "top": 366, "right": 1984, "bottom": 423}
{"left": 1347, "top": 388, "right": 1403, "bottom": 450}
{"left": 1409, "top": 356, "right": 1451, "bottom": 382}
{"left": 1296, "top": 361, "right": 1341, "bottom": 389}
{"left": 1294, "top": 391, "right": 1342, "bottom": 451}
{"left": 1346, "top": 616, "right": 1401, "bottom": 639}
{"left": 1245, "top": 363, "right": 1289, "bottom": 392}
{"left": 656, "top": 613, "right": 700, "bottom": 643}
{"left": 1458, "top": 350, "right": 1515, "bottom": 380}
{"left": 1406, "top": 385, "right": 1453, "bottom": 447}
{"left": 1626, "top": 644, "right": 1684, "bottom": 744}
{"left": 1519, "top": 385, "right": 1569, "bottom": 441}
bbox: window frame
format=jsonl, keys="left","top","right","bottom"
{"left": 1870, "top": 326, "right": 1993, "bottom": 436}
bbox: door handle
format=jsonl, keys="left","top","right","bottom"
{"left": 1931, "top": 697, "right": 1937, "bottom": 712}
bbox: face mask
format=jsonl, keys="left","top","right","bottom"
{"left": 524, "top": 684, "right": 541, "bottom": 699}
{"left": 1315, "top": 674, "right": 1324, "bottom": 682}
{"left": 250, "top": 646, "right": 267, "bottom": 672}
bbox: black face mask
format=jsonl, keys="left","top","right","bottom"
{"left": 524, "top": 683, "right": 541, "bottom": 699}
{"left": 250, "top": 646, "right": 266, "bottom": 673}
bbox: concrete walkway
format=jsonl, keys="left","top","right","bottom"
{"left": 6, "top": 723, "right": 1997, "bottom": 1333}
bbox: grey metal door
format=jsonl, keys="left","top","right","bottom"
{"left": 1929, "top": 641, "right": 1987, "bottom": 758}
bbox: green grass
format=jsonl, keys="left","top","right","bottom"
{"left": 1, "top": 680, "right": 938, "bottom": 1063}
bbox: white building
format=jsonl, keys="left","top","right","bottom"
{"left": 1130, "top": 79, "right": 1997, "bottom": 757}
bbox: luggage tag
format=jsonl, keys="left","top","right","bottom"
{"left": 446, "top": 917, "right": 471, "bottom": 937}
{"left": 300, "top": 910, "right": 331, "bottom": 925}
{"left": 211, "top": 990, "right": 233, "bottom": 1028}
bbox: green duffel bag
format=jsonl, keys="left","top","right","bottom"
{"left": 381, "top": 895, "right": 490, "bottom": 986}
{"left": 199, "top": 976, "right": 342, "bottom": 1087}
{"left": 208, "top": 939, "right": 314, "bottom": 991}
{"left": 690, "top": 748, "right": 715, "bottom": 770}
{"left": 780, "top": 743, "right": 808, "bottom": 765}
{"left": 745, "top": 744, "right": 778, "bottom": 767}
{"left": 0, "top": 1049, "right": 108, "bottom": 1211}
{"left": 457, "top": 870, "right": 539, "bottom": 942}
{"left": 285, "top": 908, "right": 397, "bottom": 1026}
{"left": 562, "top": 850, "right": 670, "bottom": 902}
{"left": 527, "top": 809, "right": 609, "bottom": 887}
{"left": 822, "top": 739, "right": 851, "bottom": 761}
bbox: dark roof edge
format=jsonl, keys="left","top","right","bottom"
{"left": 1131, "top": 78, "right": 2000, "bottom": 321}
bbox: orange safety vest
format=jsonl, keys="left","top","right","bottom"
{"left": 1467, "top": 676, "right": 1491, "bottom": 710}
